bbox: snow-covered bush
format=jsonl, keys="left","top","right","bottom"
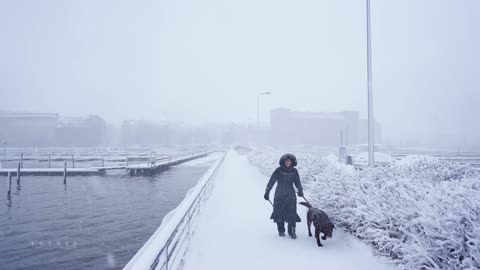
{"left": 354, "top": 152, "right": 395, "bottom": 165}
{"left": 247, "top": 150, "right": 480, "bottom": 270}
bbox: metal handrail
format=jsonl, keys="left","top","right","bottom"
{"left": 123, "top": 150, "right": 227, "bottom": 270}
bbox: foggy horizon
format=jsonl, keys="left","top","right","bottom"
{"left": 2, "top": 0, "right": 479, "bottom": 147}
{"left": 1, "top": 2, "right": 480, "bottom": 270}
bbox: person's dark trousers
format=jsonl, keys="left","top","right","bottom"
{"left": 287, "top": 222, "right": 296, "bottom": 235}
{"left": 276, "top": 222, "right": 285, "bottom": 233}
{"left": 276, "top": 222, "right": 296, "bottom": 233}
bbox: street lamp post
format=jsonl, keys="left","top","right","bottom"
{"left": 257, "top": 92, "right": 271, "bottom": 128}
{"left": 366, "top": 0, "right": 375, "bottom": 167}
{"left": 2, "top": 141, "right": 7, "bottom": 167}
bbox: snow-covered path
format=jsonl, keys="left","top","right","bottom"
{"left": 182, "top": 151, "right": 394, "bottom": 270}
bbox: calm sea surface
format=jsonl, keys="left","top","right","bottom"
{"left": 0, "top": 156, "right": 217, "bottom": 270}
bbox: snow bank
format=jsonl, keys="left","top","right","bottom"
{"left": 247, "top": 149, "right": 480, "bottom": 270}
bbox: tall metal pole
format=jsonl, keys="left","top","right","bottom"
{"left": 366, "top": 0, "right": 375, "bottom": 167}
{"left": 3, "top": 141, "right": 7, "bottom": 166}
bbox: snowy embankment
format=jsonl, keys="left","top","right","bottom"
{"left": 247, "top": 150, "right": 480, "bottom": 270}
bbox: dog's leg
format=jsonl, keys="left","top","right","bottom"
{"left": 315, "top": 227, "right": 323, "bottom": 247}
{"left": 316, "top": 235, "right": 322, "bottom": 247}
{"left": 307, "top": 219, "right": 312, "bottom": 237}
{"left": 321, "top": 226, "right": 328, "bottom": 240}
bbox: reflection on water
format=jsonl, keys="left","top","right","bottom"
{"left": 0, "top": 164, "right": 212, "bottom": 270}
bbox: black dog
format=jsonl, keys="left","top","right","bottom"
{"left": 299, "top": 202, "right": 334, "bottom": 247}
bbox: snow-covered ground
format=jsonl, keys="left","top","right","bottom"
{"left": 247, "top": 150, "right": 480, "bottom": 270}
{"left": 182, "top": 151, "right": 394, "bottom": 270}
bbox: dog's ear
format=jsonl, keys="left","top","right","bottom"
{"left": 333, "top": 224, "right": 336, "bottom": 229}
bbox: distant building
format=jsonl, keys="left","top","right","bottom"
{"left": 55, "top": 115, "right": 107, "bottom": 146}
{"left": 269, "top": 108, "right": 381, "bottom": 146}
{"left": 121, "top": 120, "right": 172, "bottom": 146}
{"left": 0, "top": 112, "right": 58, "bottom": 146}
{"left": 0, "top": 112, "right": 107, "bottom": 147}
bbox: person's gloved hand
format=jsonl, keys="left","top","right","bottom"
{"left": 297, "top": 190, "right": 304, "bottom": 197}
{"left": 264, "top": 192, "right": 270, "bottom": 201}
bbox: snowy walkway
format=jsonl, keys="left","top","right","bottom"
{"left": 182, "top": 151, "right": 394, "bottom": 270}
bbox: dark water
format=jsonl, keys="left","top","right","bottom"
{"left": 0, "top": 163, "right": 213, "bottom": 270}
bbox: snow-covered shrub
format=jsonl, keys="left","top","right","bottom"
{"left": 247, "top": 150, "right": 480, "bottom": 270}
{"left": 354, "top": 152, "right": 395, "bottom": 165}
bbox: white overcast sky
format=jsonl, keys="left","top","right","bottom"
{"left": 1, "top": 0, "right": 479, "bottom": 143}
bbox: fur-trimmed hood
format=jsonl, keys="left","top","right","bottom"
{"left": 279, "top": 153, "right": 297, "bottom": 167}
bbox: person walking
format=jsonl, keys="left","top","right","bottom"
{"left": 264, "top": 153, "right": 304, "bottom": 239}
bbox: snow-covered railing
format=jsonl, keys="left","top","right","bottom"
{"left": 123, "top": 150, "right": 228, "bottom": 270}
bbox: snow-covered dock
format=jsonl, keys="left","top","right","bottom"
{"left": 126, "top": 152, "right": 210, "bottom": 176}
{"left": 0, "top": 152, "right": 212, "bottom": 176}
{"left": 124, "top": 150, "right": 394, "bottom": 270}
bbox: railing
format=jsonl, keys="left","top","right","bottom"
{"left": 0, "top": 151, "right": 212, "bottom": 170}
{"left": 123, "top": 150, "right": 228, "bottom": 270}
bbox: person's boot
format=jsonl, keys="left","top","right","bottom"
{"left": 288, "top": 223, "right": 297, "bottom": 239}
{"left": 277, "top": 222, "right": 286, "bottom": 237}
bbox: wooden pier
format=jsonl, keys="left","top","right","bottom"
{"left": 127, "top": 152, "right": 210, "bottom": 176}
{"left": 0, "top": 152, "right": 213, "bottom": 177}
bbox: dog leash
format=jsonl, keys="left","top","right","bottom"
{"left": 302, "top": 195, "right": 312, "bottom": 206}
{"left": 268, "top": 196, "right": 309, "bottom": 207}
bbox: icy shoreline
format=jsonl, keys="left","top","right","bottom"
{"left": 247, "top": 150, "right": 480, "bottom": 270}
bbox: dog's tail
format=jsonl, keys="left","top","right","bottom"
{"left": 299, "top": 201, "right": 312, "bottom": 209}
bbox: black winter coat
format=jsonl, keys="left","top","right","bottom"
{"left": 265, "top": 155, "right": 303, "bottom": 223}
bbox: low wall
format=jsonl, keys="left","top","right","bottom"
{"left": 123, "top": 150, "right": 228, "bottom": 270}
